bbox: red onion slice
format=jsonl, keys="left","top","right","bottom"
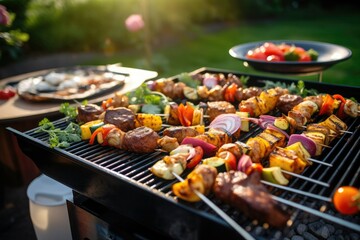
{"left": 181, "top": 137, "right": 217, "bottom": 157}
{"left": 209, "top": 114, "right": 241, "bottom": 135}
{"left": 287, "top": 134, "right": 317, "bottom": 157}
{"left": 237, "top": 154, "right": 253, "bottom": 173}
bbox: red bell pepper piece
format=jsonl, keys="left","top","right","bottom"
{"left": 89, "top": 124, "right": 116, "bottom": 145}
{"left": 224, "top": 83, "right": 238, "bottom": 103}
{"left": 186, "top": 146, "right": 203, "bottom": 169}
{"left": 319, "top": 94, "right": 334, "bottom": 116}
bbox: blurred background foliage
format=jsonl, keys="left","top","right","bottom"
{"left": 7, "top": 0, "right": 350, "bottom": 53}
{"left": 0, "top": 0, "right": 359, "bottom": 86}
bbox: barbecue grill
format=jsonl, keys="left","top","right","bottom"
{"left": 8, "top": 67, "right": 360, "bottom": 239}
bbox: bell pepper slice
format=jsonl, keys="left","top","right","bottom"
{"left": 178, "top": 103, "right": 194, "bottom": 127}
{"left": 319, "top": 94, "right": 334, "bottom": 116}
{"left": 101, "top": 97, "right": 113, "bottom": 110}
{"left": 224, "top": 83, "right": 238, "bottom": 103}
{"left": 245, "top": 163, "right": 263, "bottom": 176}
{"left": 218, "top": 151, "right": 237, "bottom": 171}
{"left": 186, "top": 146, "right": 204, "bottom": 169}
{"left": 89, "top": 124, "right": 116, "bottom": 145}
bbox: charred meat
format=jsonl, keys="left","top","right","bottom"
{"left": 213, "top": 171, "right": 290, "bottom": 228}
{"left": 104, "top": 107, "right": 135, "bottom": 132}
{"left": 206, "top": 101, "right": 236, "bottom": 122}
{"left": 163, "top": 126, "right": 199, "bottom": 144}
{"left": 123, "top": 126, "right": 160, "bottom": 153}
{"left": 77, "top": 104, "right": 104, "bottom": 123}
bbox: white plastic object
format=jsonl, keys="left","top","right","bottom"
{"left": 27, "top": 174, "right": 73, "bottom": 240}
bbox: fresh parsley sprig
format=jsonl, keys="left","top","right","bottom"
{"left": 36, "top": 118, "right": 82, "bottom": 148}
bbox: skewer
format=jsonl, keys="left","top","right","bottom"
{"left": 172, "top": 172, "right": 256, "bottom": 240}
{"left": 299, "top": 125, "right": 352, "bottom": 135}
{"left": 307, "top": 158, "right": 332, "bottom": 167}
{"left": 272, "top": 195, "right": 360, "bottom": 232}
{"left": 280, "top": 170, "right": 329, "bottom": 187}
{"left": 261, "top": 181, "right": 332, "bottom": 202}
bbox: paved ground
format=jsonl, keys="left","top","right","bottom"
{"left": 0, "top": 186, "right": 37, "bottom": 240}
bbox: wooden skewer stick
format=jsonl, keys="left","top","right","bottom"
{"left": 172, "top": 172, "right": 256, "bottom": 240}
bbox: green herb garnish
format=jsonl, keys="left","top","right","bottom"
{"left": 36, "top": 118, "right": 81, "bottom": 148}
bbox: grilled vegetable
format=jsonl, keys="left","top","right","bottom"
{"left": 236, "top": 111, "right": 250, "bottom": 132}
{"left": 333, "top": 186, "right": 360, "bottom": 215}
{"left": 287, "top": 134, "right": 317, "bottom": 157}
{"left": 319, "top": 114, "right": 348, "bottom": 134}
{"left": 164, "top": 102, "right": 180, "bottom": 125}
{"left": 202, "top": 156, "right": 227, "bottom": 173}
{"left": 150, "top": 153, "right": 188, "bottom": 180}
{"left": 262, "top": 167, "right": 289, "bottom": 185}
{"left": 237, "top": 154, "right": 253, "bottom": 173}
{"left": 183, "top": 86, "right": 199, "bottom": 101}
{"left": 274, "top": 116, "right": 291, "bottom": 134}
{"left": 172, "top": 164, "right": 218, "bottom": 202}
{"left": 285, "top": 142, "right": 312, "bottom": 167}
{"left": 192, "top": 108, "right": 203, "bottom": 126}
{"left": 269, "top": 147, "right": 306, "bottom": 174}
{"left": 302, "top": 131, "right": 327, "bottom": 156}
{"left": 80, "top": 119, "right": 104, "bottom": 140}
{"left": 218, "top": 151, "right": 237, "bottom": 171}
{"left": 135, "top": 113, "right": 163, "bottom": 131}
{"left": 187, "top": 146, "right": 204, "bottom": 169}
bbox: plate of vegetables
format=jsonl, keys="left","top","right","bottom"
{"left": 229, "top": 40, "right": 352, "bottom": 74}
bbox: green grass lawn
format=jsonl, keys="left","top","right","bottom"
{"left": 87, "top": 9, "right": 360, "bottom": 87}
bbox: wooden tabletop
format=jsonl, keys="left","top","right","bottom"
{"left": 0, "top": 65, "right": 158, "bottom": 123}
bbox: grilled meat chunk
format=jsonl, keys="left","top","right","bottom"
{"left": 163, "top": 126, "right": 199, "bottom": 144}
{"left": 276, "top": 94, "right": 303, "bottom": 114}
{"left": 104, "top": 107, "right": 135, "bottom": 132}
{"left": 304, "top": 95, "right": 323, "bottom": 109}
{"left": 213, "top": 171, "right": 290, "bottom": 228}
{"left": 106, "top": 128, "right": 125, "bottom": 149}
{"left": 157, "top": 136, "right": 179, "bottom": 152}
{"left": 235, "top": 87, "right": 262, "bottom": 102}
{"left": 77, "top": 104, "right": 104, "bottom": 123}
{"left": 123, "top": 126, "right": 160, "bottom": 153}
{"left": 206, "top": 101, "right": 236, "bottom": 122}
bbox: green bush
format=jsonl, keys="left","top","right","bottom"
{"left": 24, "top": 0, "right": 328, "bottom": 53}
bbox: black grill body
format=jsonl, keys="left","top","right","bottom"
{"left": 8, "top": 68, "right": 360, "bottom": 239}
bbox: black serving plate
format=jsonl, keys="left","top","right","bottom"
{"left": 229, "top": 40, "right": 352, "bottom": 74}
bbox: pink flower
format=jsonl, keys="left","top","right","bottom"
{"left": 0, "top": 5, "right": 10, "bottom": 26}
{"left": 125, "top": 14, "right": 144, "bottom": 32}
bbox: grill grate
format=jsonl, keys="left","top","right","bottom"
{"left": 8, "top": 68, "right": 360, "bottom": 239}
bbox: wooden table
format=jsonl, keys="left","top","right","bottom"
{"left": 0, "top": 65, "right": 157, "bottom": 187}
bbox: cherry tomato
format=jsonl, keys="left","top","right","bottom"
{"left": 0, "top": 87, "right": 16, "bottom": 100}
{"left": 266, "top": 55, "right": 282, "bottom": 62}
{"left": 333, "top": 186, "right": 360, "bottom": 215}
{"left": 245, "top": 163, "right": 263, "bottom": 176}
{"left": 246, "top": 49, "right": 267, "bottom": 60}
{"left": 278, "top": 43, "right": 292, "bottom": 53}
{"left": 224, "top": 83, "right": 238, "bottom": 102}
{"left": 293, "top": 46, "right": 306, "bottom": 54}
{"left": 260, "top": 42, "right": 284, "bottom": 59}
{"left": 186, "top": 146, "right": 203, "bottom": 169}
{"left": 299, "top": 53, "right": 311, "bottom": 62}
{"left": 218, "top": 151, "right": 237, "bottom": 171}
